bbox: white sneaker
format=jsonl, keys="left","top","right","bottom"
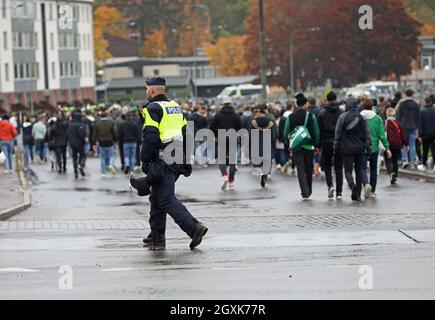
{"left": 229, "top": 180, "right": 235, "bottom": 191}
{"left": 221, "top": 176, "right": 229, "bottom": 190}
{"left": 328, "top": 187, "right": 335, "bottom": 199}
{"left": 101, "top": 173, "right": 107, "bottom": 178}
{"left": 364, "top": 184, "right": 372, "bottom": 199}
{"left": 108, "top": 165, "right": 117, "bottom": 175}
{"left": 417, "top": 164, "right": 426, "bottom": 172}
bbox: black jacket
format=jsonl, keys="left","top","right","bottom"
{"left": 50, "top": 121, "right": 69, "bottom": 147}
{"left": 318, "top": 102, "right": 343, "bottom": 146}
{"left": 419, "top": 104, "right": 435, "bottom": 138}
{"left": 250, "top": 115, "right": 276, "bottom": 162}
{"left": 22, "top": 122, "right": 34, "bottom": 145}
{"left": 140, "top": 94, "right": 189, "bottom": 168}
{"left": 119, "top": 118, "right": 141, "bottom": 143}
{"left": 334, "top": 105, "right": 371, "bottom": 155}
{"left": 396, "top": 98, "right": 420, "bottom": 130}
{"left": 189, "top": 112, "right": 209, "bottom": 135}
{"left": 209, "top": 105, "right": 242, "bottom": 137}
{"left": 68, "top": 121, "right": 86, "bottom": 149}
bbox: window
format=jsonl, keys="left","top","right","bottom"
{"left": 3, "top": 31, "right": 7, "bottom": 50}
{"left": 49, "top": 3, "right": 53, "bottom": 20}
{"left": 60, "top": 62, "right": 63, "bottom": 77}
{"left": 52, "top": 62, "right": 55, "bottom": 79}
{"left": 25, "top": 64, "right": 30, "bottom": 78}
{"left": 50, "top": 33, "right": 54, "bottom": 50}
{"left": 2, "top": 0, "right": 6, "bottom": 18}
{"left": 5, "top": 63, "right": 9, "bottom": 82}
{"left": 14, "top": 64, "right": 18, "bottom": 79}
{"left": 19, "top": 64, "right": 24, "bottom": 79}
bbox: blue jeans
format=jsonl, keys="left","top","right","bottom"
{"left": 23, "top": 144, "right": 33, "bottom": 167}
{"left": 0, "top": 140, "right": 13, "bottom": 171}
{"left": 401, "top": 129, "right": 417, "bottom": 163}
{"left": 99, "top": 146, "right": 114, "bottom": 173}
{"left": 35, "top": 139, "right": 45, "bottom": 160}
{"left": 123, "top": 142, "right": 136, "bottom": 169}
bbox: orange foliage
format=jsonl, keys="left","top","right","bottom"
{"left": 141, "top": 28, "right": 167, "bottom": 58}
{"left": 204, "top": 35, "right": 249, "bottom": 76}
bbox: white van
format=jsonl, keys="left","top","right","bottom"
{"left": 217, "top": 84, "right": 269, "bottom": 101}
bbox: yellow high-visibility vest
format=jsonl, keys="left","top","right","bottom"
{"left": 142, "top": 100, "right": 186, "bottom": 144}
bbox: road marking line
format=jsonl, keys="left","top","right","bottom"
{"left": 0, "top": 268, "right": 40, "bottom": 273}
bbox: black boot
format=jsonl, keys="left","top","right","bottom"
{"left": 148, "top": 235, "right": 166, "bottom": 251}
{"left": 142, "top": 232, "right": 153, "bottom": 244}
{"left": 190, "top": 223, "right": 208, "bottom": 250}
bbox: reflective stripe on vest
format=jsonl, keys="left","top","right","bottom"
{"left": 142, "top": 100, "right": 186, "bottom": 144}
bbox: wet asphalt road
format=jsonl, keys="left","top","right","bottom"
{"left": 1, "top": 156, "right": 435, "bottom": 299}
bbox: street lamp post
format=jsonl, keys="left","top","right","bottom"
{"left": 289, "top": 27, "right": 320, "bottom": 95}
{"left": 259, "top": 0, "right": 267, "bottom": 102}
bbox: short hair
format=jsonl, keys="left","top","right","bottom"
{"left": 425, "top": 96, "right": 433, "bottom": 105}
{"left": 363, "top": 98, "right": 374, "bottom": 110}
{"left": 308, "top": 97, "right": 316, "bottom": 105}
{"left": 1, "top": 114, "right": 9, "bottom": 120}
{"left": 386, "top": 107, "right": 395, "bottom": 118}
{"left": 405, "top": 89, "right": 415, "bottom": 97}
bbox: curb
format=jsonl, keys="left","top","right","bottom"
{"left": 0, "top": 189, "right": 32, "bottom": 221}
{"left": 381, "top": 168, "right": 435, "bottom": 183}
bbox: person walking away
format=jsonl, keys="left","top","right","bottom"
{"left": 360, "top": 98, "right": 391, "bottom": 198}
{"left": 32, "top": 115, "right": 47, "bottom": 163}
{"left": 93, "top": 111, "right": 117, "bottom": 177}
{"left": 50, "top": 113, "right": 69, "bottom": 174}
{"left": 189, "top": 104, "right": 209, "bottom": 166}
{"left": 130, "top": 77, "right": 208, "bottom": 251}
{"left": 0, "top": 114, "right": 17, "bottom": 173}
{"left": 68, "top": 111, "right": 87, "bottom": 179}
{"left": 279, "top": 101, "right": 294, "bottom": 173}
{"left": 119, "top": 111, "right": 142, "bottom": 175}
{"left": 418, "top": 96, "right": 435, "bottom": 172}
{"left": 210, "top": 97, "right": 242, "bottom": 191}
{"left": 250, "top": 106, "right": 276, "bottom": 187}
{"left": 395, "top": 89, "right": 420, "bottom": 169}
{"left": 284, "top": 94, "right": 320, "bottom": 200}
{"left": 22, "top": 115, "right": 34, "bottom": 168}
{"left": 318, "top": 91, "right": 344, "bottom": 199}
{"left": 131, "top": 107, "right": 143, "bottom": 171}
{"left": 384, "top": 107, "right": 408, "bottom": 184}
{"left": 335, "top": 96, "right": 372, "bottom": 202}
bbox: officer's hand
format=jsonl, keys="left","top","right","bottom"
{"left": 142, "top": 162, "right": 150, "bottom": 174}
{"left": 183, "top": 164, "right": 193, "bottom": 177}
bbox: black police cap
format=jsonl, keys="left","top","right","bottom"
{"left": 146, "top": 77, "right": 166, "bottom": 86}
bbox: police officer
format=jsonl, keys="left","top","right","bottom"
{"left": 130, "top": 77, "right": 208, "bottom": 251}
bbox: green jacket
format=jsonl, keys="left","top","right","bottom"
{"left": 360, "top": 110, "right": 390, "bottom": 153}
{"left": 284, "top": 109, "right": 320, "bottom": 151}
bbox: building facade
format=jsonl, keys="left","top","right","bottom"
{"left": 0, "top": 0, "right": 95, "bottom": 113}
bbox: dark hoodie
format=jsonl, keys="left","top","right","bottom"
{"left": 318, "top": 102, "right": 343, "bottom": 146}
{"left": 68, "top": 114, "right": 86, "bottom": 149}
{"left": 334, "top": 97, "right": 371, "bottom": 155}
{"left": 250, "top": 115, "right": 276, "bottom": 160}
{"left": 209, "top": 104, "right": 242, "bottom": 137}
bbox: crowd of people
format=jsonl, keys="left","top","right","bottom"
{"left": 1, "top": 89, "right": 435, "bottom": 202}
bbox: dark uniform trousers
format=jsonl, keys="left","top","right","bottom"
{"left": 148, "top": 161, "right": 198, "bottom": 240}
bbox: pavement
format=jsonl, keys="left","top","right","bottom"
{"left": 0, "top": 172, "right": 31, "bottom": 221}
{"left": 0, "top": 156, "right": 435, "bottom": 299}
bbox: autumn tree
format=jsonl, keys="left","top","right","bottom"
{"left": 244, "top": 0, "right": 421, "bottom": 88}
{"left": 140, "top": 27, "right": 167, "bottom": 57}
{"left": 204, "top": 35, "right": 249, "bottom": 76}
{"left": 94, "top": 5, "right": 127, "bottom": 61}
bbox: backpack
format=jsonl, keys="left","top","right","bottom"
{"left": 386, "top": 119, "right": 403, "bottom": 149}
{"left": 288, "top": 111, "right": 311, "bottom": 152}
